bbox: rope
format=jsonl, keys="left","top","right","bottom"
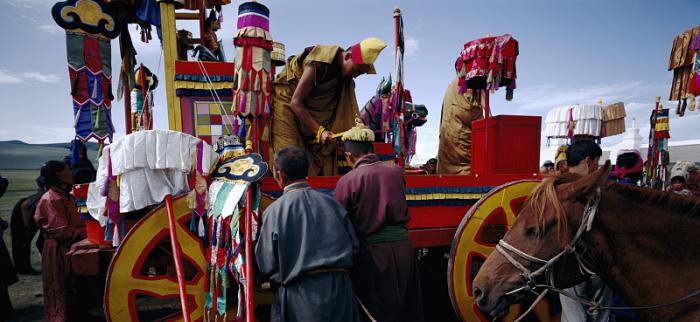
{"left": 494, "top": 189, "right": 700, "bottom": 319}
{"left": 356, "top": 296, "right": 377, "bottom": 322}
{"left": 195, "top": 60, "right": 235, "bottom": 135}
{"left": 537, "top": 284, "right": 700, "bottom": 313}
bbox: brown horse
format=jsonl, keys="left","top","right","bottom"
{"left": 472, "top": 161, "right": 700, "bottom": 321}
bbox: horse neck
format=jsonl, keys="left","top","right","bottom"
{"left": 582, "top": 192, "right": 700, "bottom": 320}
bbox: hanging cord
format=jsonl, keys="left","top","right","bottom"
{"left": 196, "top": 60, "right": 235, "bottom": 134}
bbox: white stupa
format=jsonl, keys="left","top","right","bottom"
{"left": 607, "top": 118, "right": 644, "bottom": 162}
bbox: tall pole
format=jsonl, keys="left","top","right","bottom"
{"left": 164, "top": 194, "right": 192, "bottom": 322}
{"left": 244, "top": 186, "right": 255, "bottom": 321}
{"left": 160, "top": 1, "right": 182, "bottom": 131}
{"left": 394, "top": 6, "right": 405, "bottom": 168}
{"left": 124, "top": 78, "right": 132, "bottom": 135}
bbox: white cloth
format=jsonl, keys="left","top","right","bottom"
{"left": 86, "top": 130, "right": 219, "bottom": 224}
{"left": 560, "top": 275, "right": 613, "bottom": 322}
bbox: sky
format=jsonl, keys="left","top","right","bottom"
{"left": 0, "top": 0, "right": 699, "bottom": 164}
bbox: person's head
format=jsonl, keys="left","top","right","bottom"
{"left": 35, "top": 176, "right": 46, "bottom": 192}
{"left": 612, "top": 150, "right": 644, "bottom": 182}
{"left": 542, "top": 160, "right": 555, "bottom": 173}
{"left": 205, "top": 11, "right": 220, "bottom": 31}
{"left": 273, "top": 147, "right": 308, "bottom": 188}
{"left": 671, "top": 176, "right": 686, "bottom": 191}
{"left": 342, "top": 37, "right": 386, "bottom": 79}
{"left": 72, "top": 168, "right": 94, "bottom": 184}
{"left": 343, "top": 140, "right": 374, "bottom": 165}
{"left": 41, "top": 160, "right": 72, "bottom": 190}
{"left": 554, "top": 145, "right": 568, "bottom": 174}
{"left": 566, "top": 140, "right": 602, "bottom": 175}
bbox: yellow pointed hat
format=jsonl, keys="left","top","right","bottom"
{"left": 350, "top": 37, "right": 387, "bottom": 74}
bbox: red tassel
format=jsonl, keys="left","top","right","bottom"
{"left": 241, "top": 73, "right": 248, "bottom": 92}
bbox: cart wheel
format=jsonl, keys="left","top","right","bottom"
{"left": 447, "top": 180, "right": 559, "bottom": 322}
{"left": 105, "top": 194, "right": 207, "bottom": 322}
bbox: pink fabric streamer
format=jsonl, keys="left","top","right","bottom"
{"left": 237, "top": 14, "right": 269, "bottom": 30}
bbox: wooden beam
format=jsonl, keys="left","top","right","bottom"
{"left": 160, "top": 2, "right": 182, "bottom": 131}
{"left": 175, "top": 12, "right": 200, "bottom": 20}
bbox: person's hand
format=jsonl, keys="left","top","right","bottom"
{"left": 321, "top": 130, "right": 334, "bottom": 144}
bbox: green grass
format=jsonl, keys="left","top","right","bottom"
{"left": 0, "top": 169, "right": 39, "bottom": 223}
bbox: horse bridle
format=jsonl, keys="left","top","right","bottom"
{"left": 494, "top": 189, "right": 700, "bottom": 321}
{"left": 493, "top": 190, "right": 601, "bottom": 321}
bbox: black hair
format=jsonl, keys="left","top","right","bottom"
{"left": 72, "top": 168, "right": 94, "bottom": 184}
{"left": 274, "top": 147, "right": 308, "bottom": 183}
{"left": 343, "top": 141, "right": 374, "bottom": 158}
{"left": 426, "top": 158, "right": 437, "bottom": 166}
{"left": 566, "top": 140, "right": 602, "bottom": 167}
{"left": 40, "top": 160, "right": 67, "bottom": 188}
{"left": 616, "top": 152, "right": 639, "bottom": 170}
{"left": 671, "top": 176, "right": 686, "bottom": 184}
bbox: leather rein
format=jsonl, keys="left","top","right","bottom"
{"left": 494, "top": 189, "right": 700, "bottom": 321}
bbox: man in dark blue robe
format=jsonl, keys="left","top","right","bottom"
{"left": 256, "top": 146, "right": 360, "bottom": 322}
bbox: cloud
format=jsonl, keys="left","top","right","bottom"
{"left": 36, "top": 24, "right": 62, "bottom": 34}
{"left": 0, "top": 69, "right": 59, "bottom": 84}
{"left": 21, "top": 72, "right": 59, "bottom": 83}
{"left": 0, "top": 70, "right": 22, "bottom": 84}
{"left": 513, "top": 81, "right": 666, "bottom": 112}
{"left": 5, "top": 0, "right": 54, "bottom": 9}
{"left": 405, "top": 37, "right": 419, "bottom": 57}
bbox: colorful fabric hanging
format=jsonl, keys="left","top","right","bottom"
{"left": 233, "top": 1, "right": 273, "bottom": 119}
{"left": 455, "top": 34, "right": 518, "bottom": 99}
{"left": 52, "top": 0, "right": 121, "bottom": 145}
{"left": 204, "top": 151, "right": 267, "bottom": 320}
{"left": 130, "top": 65, "right": 158, "bottom": 132}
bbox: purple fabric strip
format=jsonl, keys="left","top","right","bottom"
{"left": 691, "top": 31, "right": 700, "bottom": 50}
{"left": 196, "top": 141, "right": 203, "bottom": 174}
{"left": 237, "top": 14, "right": 269, "bottom": 31}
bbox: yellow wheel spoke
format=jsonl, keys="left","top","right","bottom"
{"left": 448, "top": 180, "right": 548, "bottom": 322}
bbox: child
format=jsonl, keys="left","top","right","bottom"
{"left": 669, "top": 176, "right": 693, "bottom": 196}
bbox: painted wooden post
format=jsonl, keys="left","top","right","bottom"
{"left": 159, "top": 1, "right": 182, "bottom": 131}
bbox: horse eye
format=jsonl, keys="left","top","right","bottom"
{"left": 525, "top": 227, "right": 537, "bottom": 236}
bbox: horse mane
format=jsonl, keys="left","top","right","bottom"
{"left": 525, "top": 174, "right": 700, "bottom": 243}
{"left": 525, "top": 173, "right": 579, "bottom": 243}
{"left": 605, "top": 182, "right": 700, "bottom": 218}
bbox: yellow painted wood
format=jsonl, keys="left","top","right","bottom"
{"left": 105, "top": 195, "right": 206, "bottom": 322}
{"left": 160, "top": 2, "right": 182, "bottom": 132}
{"left": 448, "top": 180, "right": 556, "bottom": 322}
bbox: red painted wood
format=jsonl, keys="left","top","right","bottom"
{"left": 175, "top": 61, "right": 235, "bottom": 76}
{"left": 409, "top": 228, "right": 457, "bottom": 248}
{"left": 244, "top": 188, "right": 254, "bottom": 322}
{"left": 164, "top": 194, "right": 191, "bottom": 322}
{"left": 471, "top": 115, "right": 542, "bottom": 176}
{"left": 408, "top": 206, "right": 471, "bottom": 229}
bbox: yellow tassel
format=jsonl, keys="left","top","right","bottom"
{"left": 186, "top": 189, "right": 197, "bottom": 209}
{"left": 341, "top": 119, "right": 375, "bottom": 142}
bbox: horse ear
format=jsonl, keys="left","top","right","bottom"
{"left": 561, "top": 160, "right": 611, "bottom": 201}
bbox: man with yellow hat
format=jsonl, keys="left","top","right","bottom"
{"left": 334, "top": 124, "right": 425, "bottom": 322}
{"left": 271, "top": 37, "right": 386, "bottom": 176}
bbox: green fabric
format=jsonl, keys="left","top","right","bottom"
{"left": 99, "top": 38, "right": 112, "bottom": 76}
{"left": 213, "top": 183, "right": 235, "bottom": 218}
{"left": 90, "top": 105, "right": 109, "bottom": 137}
{"left": 362, "top": 224, "right": 408, "bottom": 244}
{"left": 66, "top": 33, "right": 85, "bottom": 69}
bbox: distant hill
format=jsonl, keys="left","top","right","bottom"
{"left": 0, "top": 140, "right": 98, "bottom": 170}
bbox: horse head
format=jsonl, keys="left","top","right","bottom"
{"left": 472, "top": 161, "right": 611, "bottom": 317}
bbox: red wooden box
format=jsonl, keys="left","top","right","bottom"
{"left": 85, "top": 219, "right": 111, "bottom": 245}
{"left": 471, "top": 115, "right": 541, "bottom": 175}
